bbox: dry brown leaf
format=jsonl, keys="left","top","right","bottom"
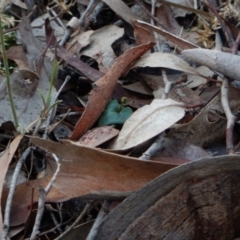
{"left": 70, "top": 42, "right": 155, "bottom": 140}
{"left": 0, "top": 135, "right": 23, "bottom": 238}
{"left": 6, "top": 46, "right": 29, "bottom": 70}
{"left": 131, "top": 52, "right": 199, "bottom": 75}
{"left": 78, "top": 126, "right": 119, "bottom": 147}
{"left": 109, "top": 98, "right": 185, "bottom": 150}
{"left": 2, "top": 137, "right": 176, "bottom": 226}
{"left": 182, "top": 49, "right": 240, "bottom": 81}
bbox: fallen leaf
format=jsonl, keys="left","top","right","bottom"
{"left": 0, "top": 135, "right": 23, "bottom": 238}
{"left": 131, "top": 52, "right": 199, "bottom": 75}
{"left": 109, "top": 98, "right": 185, "bottom": 150}
{"left": 70, "top": 42, "right": 155, "bottom": 140}
{"left": 81, "top": 25, "right": 124, "bottom": 71}
{"left": 2, "top": 137, "right": 176, "bottom": 226}
{"left": 6, "top": 46, "right": 29, "bottom": 70}
{"left": 78, "top": 126, "right": 119, "bottom": 147}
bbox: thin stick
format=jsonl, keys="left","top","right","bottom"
{"left": 221, "top": 78, "right": 236, "bottom": 154}
{"left": 54, "top": 202, "right": 92, "bottom": 240}
{"left": 30, "top": 153, "right": 61, "bottom": 240}
{"left": 139, "top": 132, "right": 166, "bottom": 160}
{"left": 162, "top": 69, "right": 172, "bottom": 99}
{"left": 59, "top": 0, "right": 99, "bottom": 46}
{"left": 2, "top": 147, "right": 32, "bottom": 240}
{"left": 86, "top": 200, "right": 111, "bottom": 240}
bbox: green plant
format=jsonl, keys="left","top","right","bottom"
{"left": 33, "top": 60, "right": 61, "bottom": 135}
{"left": 98, "top": 98, "right": 133, "bottom": 127}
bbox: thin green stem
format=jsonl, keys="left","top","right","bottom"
{"left": 0, "top": 17, "right": 18, "bottom": 128}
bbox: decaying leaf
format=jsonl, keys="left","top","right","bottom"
{"left": 2, "top": 137, "right": 176, "bottom": 226}
{"left": 70, "top": 41, "right": 155, "bottom": 140}
{"left": 109, "top": 98, "right": 185, "bottom": 150}
{"left": 78, "top": 126, "right": 119, "bottom": 147}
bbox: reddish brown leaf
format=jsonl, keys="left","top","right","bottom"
{"left": 2, "top": 137, "right": 175, "bottom": 226}
{"left": 70, "top": 42, "right": 155, "bottom": 140}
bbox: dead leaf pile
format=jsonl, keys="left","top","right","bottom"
{"left": 1, "top": 0, "right": 240, "bottom": 239}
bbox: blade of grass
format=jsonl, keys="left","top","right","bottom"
{"left": 0, "top": 17, "right": 18, "bottom": 128}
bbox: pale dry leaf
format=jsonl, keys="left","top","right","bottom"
{"left": 81, "top": 25, "right": 124, "bottom": 71}
{"left": 109, "top": 98, "right": 185, "bottom": 150}
{"left": 131, "top": 52, "right": 199, "bottom": 75}
{"left": 30, "top": 13, "right": 65, "bottom": 42}
{"left": 121, "top": 81, "right": 153, "bottom": 95}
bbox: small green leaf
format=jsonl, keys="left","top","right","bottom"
{"left": 98, "top": 99, "right": 133, "bottom": 126}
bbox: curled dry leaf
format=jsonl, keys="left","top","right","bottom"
{"left": 182, "top": 49, "right": 240, "bottom": 81}
{"left": 109, "top": 98, "right": 185, "bottom": 150}
{"left": 2, "top": 137, "right": 176, "bottom": 226}
{"left": 131, "top": 52, "right": 199, "bottom": 75}
{"left": 70, "top": 42, "right": 155, "bottom": 140}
